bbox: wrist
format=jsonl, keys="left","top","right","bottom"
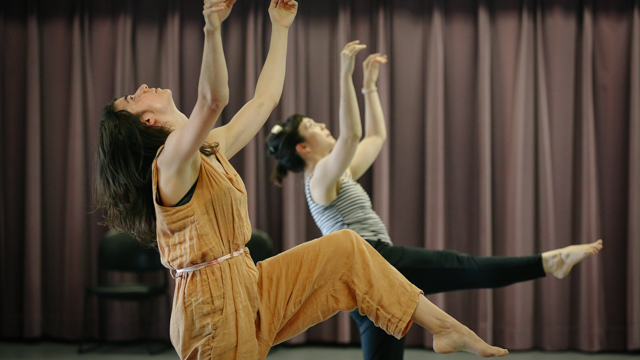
{"left": 341, "top": 69, "right": 354, "bottom": 77}
{"left": 363, "top": 81, "right": 376, "bottom": 89}
{"left": 272, "top": 23, "right": 291, "bottom": 31}
{"left": 361, "top": 87, "right": 377, "bottom": 94}
{"left": 204, "top": 26, "right": 221, "bottom": 35}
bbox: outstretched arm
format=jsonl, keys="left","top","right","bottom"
{"left": 210, "top": 0, "right": 298, "bottom": 160}
{"left": 190, "top": 0, "right": 234, "bottom": 125}
{"left": 162, "top": 0, "right": 234, "bottom": 172}
{"left": 349, "top": 53, "right": 388, "bottom": 180}
{"left": 309, "top": 41, "right": 366, "bottom": 205}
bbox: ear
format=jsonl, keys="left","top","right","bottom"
{"left": 295, "top": 142, "right": 310, "bottom": 155}
{"left": 141, "top": 112, "right": 156, "bottom": 126}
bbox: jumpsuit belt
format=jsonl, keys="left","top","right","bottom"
{"left": 174, "top": 247, "right": 246, "bottom": 275}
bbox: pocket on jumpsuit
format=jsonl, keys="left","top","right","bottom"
{"left": 198, "top": 267, "right": 226, "bottom": 332}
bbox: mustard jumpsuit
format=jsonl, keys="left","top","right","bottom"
{"left": 152, "top": 149, "right": 423, "bottom": 359}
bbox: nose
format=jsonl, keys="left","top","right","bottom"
{"left": 136, "top": 84, "right": 149, "bottom": 95}
{"left": 320, "top": 123, "right": 326, "bottom": 130}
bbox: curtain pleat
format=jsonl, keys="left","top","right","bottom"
{"left": 476, "top": 0, "right": 494, "bottom": 344}
{"left": 575, "top": 1, "right": 606, "bottom": 350}
{"left": 371, "top": 0, "right": 391, "bottom": 228}
{"left": 24, "top": 0, "right": 43, "bottom": 338}
{"left": 629, "top": 0, "right": 640, "bottom": 351}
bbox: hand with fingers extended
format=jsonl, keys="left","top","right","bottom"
{"left": 341, "top": 41, "right": 367, "bottom": 76}
{"left": 363, "top": 53, "right": 387, "bottom": 90}
{"left": 203, "top": 0, "right": 237, "bottom": 32}
{"left": 269, "top": 0, "right": 298, "bottom": 29}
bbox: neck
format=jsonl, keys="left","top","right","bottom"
{"left": 304, "top": 160, "right": 316, "bottom": 177}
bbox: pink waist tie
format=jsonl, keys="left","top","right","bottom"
{"left": 175, "top": 247, "right": 246, "bottom": 275}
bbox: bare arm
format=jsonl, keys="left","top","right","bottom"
{"left": 190, "top": 0, "right": 235, "bottom": 126}
{"left": 349, "top": 54, "right": 388, "bottom": 180}
{"left": 209, "top": 0, "right": 298, "bottom": 160}
{"left": 309, "top": 41, "right": 366, "bottom": 205}
{"left": 162, "top": 0, "right": 233, "bottom": 172}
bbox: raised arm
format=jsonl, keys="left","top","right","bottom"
{"left": 190, "top": 1, "right": 235, "bottom": 125}
{"left": 161, "top": 0, "right": 233, "bottom": 172}
{"left": 349, "top": 53, "right": 388, "bottom": 180}
{"left": 308, "top": 41, "right": 366, "bottom": 205}
{"left": 210, "top": 0, "right": 298, "bottom": 160}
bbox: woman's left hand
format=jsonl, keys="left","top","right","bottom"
{"left": 268, "top": 0, "right": 298, "bottom": 29}
{"left": 363, "top": 53, "right": 388, "bottom": 90}
{"left": 203, "top": 0, "right": 237, "bottom": 32}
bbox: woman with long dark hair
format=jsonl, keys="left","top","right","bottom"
{"left": 94, "top": 2, "right": 508, "bottom": 359}
{"left": 267, "top": 43, "right": 603, "bottom": 360}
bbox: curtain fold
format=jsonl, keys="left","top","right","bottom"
{"left": 629, "top": 0, "right": 640, "bottom": 351}
{"left": 476, "top": 0, "right": 494, "bottom": 344}
{"left": 423, "top": 1, "right": 446, "bottom": 347}
{"left": 1, "top": 0, "right": 637, "bottom": 351}
{"left": 24, "top": 0, "right": 43, "bottom": 338}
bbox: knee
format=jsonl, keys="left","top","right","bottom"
{"left": 334, "top": 229, "right": 366, "bottom": 247}
{"left": 318, "top": 229, "right": 367, "bottom": 252}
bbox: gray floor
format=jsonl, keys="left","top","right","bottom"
{"left": 0, "top": 342, "right": 638, "bottom": 360}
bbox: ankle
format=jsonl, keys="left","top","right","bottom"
{"left": 432, "top": 318, "right": 454, "bottom": 336}
{"left": 542, "top": 252, "right": 559, "bottom": 273}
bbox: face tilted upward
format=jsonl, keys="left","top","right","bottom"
{"left": 297, "top": 117, "right": 336, "bottom": 157}
{"left": 114, "top": 84, "right": 181, "bottom": 129}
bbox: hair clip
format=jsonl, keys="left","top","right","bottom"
{"left": 270, "top": 124, "right": 284, "bottom": 134}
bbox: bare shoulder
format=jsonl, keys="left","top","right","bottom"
{"left": 156, "top": 140, "right": 202, "bottom": 207}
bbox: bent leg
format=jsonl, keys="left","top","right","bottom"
{"left": 350, "top": 309, "right": 406, "bottom": 360}
{"left": 254, "top": 230, "right": 422, "bottom": 359}
{"left": 372, "top": 241, "right": 545, "bottom": 295}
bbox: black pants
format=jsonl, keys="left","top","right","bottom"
{"left": 351, "top": 240, "right": 546, "bottom": 360}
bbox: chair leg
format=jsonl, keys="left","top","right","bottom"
{"left": 145, "top": 296, "right": 171, "bottom": 355}
{"left": 146, "top": 299, "right": 154, "bottom": 355}
{"left": 78, "top": 293, "right": 100, "bottom": 354}
{"left": 77, "top": 292, "right": 88, "bottom": 353}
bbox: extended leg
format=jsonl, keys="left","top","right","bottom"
{"left": 371, "top": 241, "right": 544, "bottom": 295}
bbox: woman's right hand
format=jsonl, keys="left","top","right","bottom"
{"left": 363, "top": 53, "right": 387, "bottom": 89}
{"left": 341, "top": 41, "right": 367, "bottom": 76}
{"left": 268, "top": 0, "right": 298, "bottom": 29}
{"left": 203, "top": 0, "right": 237, "bottom": 32}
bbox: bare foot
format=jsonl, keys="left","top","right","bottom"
{"left": 542, "top": 239, "right": 603, "bottom": 279}
{"left": 432, "top": 321, "right": 508, "bottom": 357}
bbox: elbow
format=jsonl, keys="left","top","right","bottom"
{"left": 201, "top": 89, "right": 230, "bottom": 111}
{"left": 343, "top": 131, "right": 362, "bottom": 143}
{"left": 254, "top": 95, "right": 280, "bottom": 112}
{"left": 214, "top": 91, "right": 230, "bottom": 109}
{"left": 205, "top": 96, "right": 229, "bottom": 112}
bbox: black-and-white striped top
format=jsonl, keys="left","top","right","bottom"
{"left": 305, "top": 173, "right": 392, "bottom": 244}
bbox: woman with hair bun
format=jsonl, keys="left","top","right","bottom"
{"left": 267, "top": 41, "right": 602, "bottom": 360}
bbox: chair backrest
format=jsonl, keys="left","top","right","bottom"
{"left": 246, "top": 229, "right": 275, "bottom": 263}
{"left": 99, "top": 230, "right": 164, "bottom": 272}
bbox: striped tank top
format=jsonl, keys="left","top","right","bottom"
{"left": 305, "top": 173, "right": 392, "bottom": 244}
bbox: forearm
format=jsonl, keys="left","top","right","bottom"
{"left": 197, "top": 28, "right": 229, "bottom": 108}
{"left": 339, "top": 74, "right": 363, "bottom": 140}
{"left": 363, "top": 91, "right": 386, "bottom": 140}
{"left": 253, "top": 25, "right": 290, "bottom": 105}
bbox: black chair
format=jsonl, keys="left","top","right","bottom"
{"left": 246, "top": 229, "right": 275, "bottom": 264}
{"left": 78, "top": 230, "right": 170, "bottom": 354}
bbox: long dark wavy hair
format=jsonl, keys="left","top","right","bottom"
{"left": 266, "top": 114, "right": 306, "bottom": 186}
{"left": 94, "top": 99, "right": 217, "bottom": 247}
